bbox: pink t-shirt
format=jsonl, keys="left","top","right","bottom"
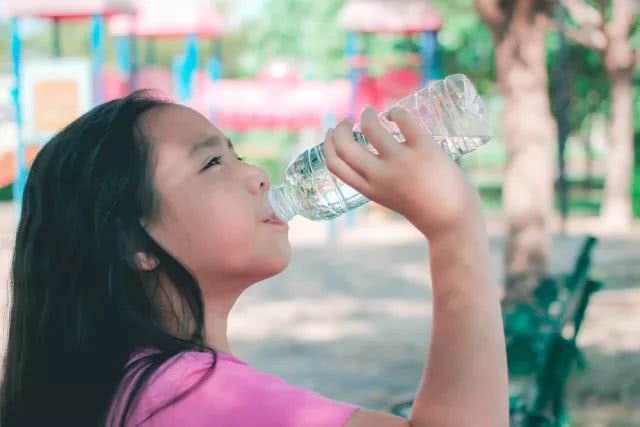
{"left": 107, "top": 349, "right": 358, "bottom": 426}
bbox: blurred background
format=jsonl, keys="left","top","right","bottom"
{"left": 0, "top": 0, "right": 638, "bottom": 425}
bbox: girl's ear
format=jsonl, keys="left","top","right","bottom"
{"left": 133, "top": 252, "right": 159, "bottom": 271}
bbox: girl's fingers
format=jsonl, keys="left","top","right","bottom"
{"left": 386, "top": 107, "right": 430, "bottom": 149}
{"left": 332, "top": 119, "right": 382, "bottom": 181}
{"left": 322, "top": 129, "right": 373, "bottom": 197}
{"left": 359, "top": 108, "right": 401, "bottom": 157}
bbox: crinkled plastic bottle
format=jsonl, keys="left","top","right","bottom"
{"left": 268, "top": 74, "right": 491, "bottom": 222}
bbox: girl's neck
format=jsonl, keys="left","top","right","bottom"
{"left": 204, "top": 311, "right": 232, "bottom": 354}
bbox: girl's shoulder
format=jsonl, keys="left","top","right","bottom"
{"left": 123, "top": 348, "right": 358, "bottom": 426}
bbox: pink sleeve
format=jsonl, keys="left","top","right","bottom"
{"left": 140, "top": 352, "right": 359, "bottom": 427}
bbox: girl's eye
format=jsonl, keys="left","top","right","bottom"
{"left": 201, "top": 156, "right": 222, "bottom": 172}
{"left": 201, "top": 155, "right": 245, "bottom": 172}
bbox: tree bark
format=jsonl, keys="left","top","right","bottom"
{"left": 476, "top": 0, "right": 556, "bottom": 308}
{"left": 600, "top": 0, "right": 636, "bottom": 231}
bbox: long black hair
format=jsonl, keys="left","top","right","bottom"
{"left": 1, "top": 91, "right": 218, "bottom": 426}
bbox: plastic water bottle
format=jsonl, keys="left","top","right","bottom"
{"left": 268, "top": 74, "right": 491, "bottom": 222}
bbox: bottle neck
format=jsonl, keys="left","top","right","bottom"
{"left": 268, "top": 185, "right": 297, "bottom": 222}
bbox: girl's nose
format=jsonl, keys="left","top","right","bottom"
{"left": 247, "top": 165, "right": 270, "bottom": 195}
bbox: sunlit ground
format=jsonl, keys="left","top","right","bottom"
{"left": 1, "top": 202, "right": 639, "bottom": 425}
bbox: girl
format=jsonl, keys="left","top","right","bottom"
{"left": 0, "top": 90, "right": 508, "bottom": 427}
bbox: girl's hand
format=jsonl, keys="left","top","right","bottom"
{"left": 323, "top": 107, "right": 482, "bottom": 239}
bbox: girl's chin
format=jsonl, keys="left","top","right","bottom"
{"left": 259, "top": 254, "right": 291, "bottom": 280}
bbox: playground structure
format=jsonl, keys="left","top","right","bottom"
{"left": 207, "top": 0, "right": 442, "bottom": 132}
{"left": 106, "top": 0, "right": 225, "bottom": 109}
{"left": 2, "top": 0, "right": 137, "bottom": 205}
{"left": 1, "top": 0, "right": 443, "bottom": 212}
{"left": 1, "top": 0, "right": 226, "bottom": 201}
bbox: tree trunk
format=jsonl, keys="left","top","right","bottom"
{"left": 476, "top": 0, "right": 556, "bottom": 309}
{"left": 600, "top": 0, "right": 635, "bottom": 231}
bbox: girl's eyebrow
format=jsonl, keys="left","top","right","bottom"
{"left": 190, "top": 135, "right": 233, "bottom": 156}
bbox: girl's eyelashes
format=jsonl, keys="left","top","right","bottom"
{"left": 200, "top": 156, "right": 223, "bottom": 172}
{"left": 200, "top": 155, "right": 246, "bottom": 172}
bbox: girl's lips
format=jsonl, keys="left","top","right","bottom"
{"left": 265, "top": 217, "right": 288, "bottom": 227}
{"left": 263, "top": 213, "right": 288, "bottom": 227}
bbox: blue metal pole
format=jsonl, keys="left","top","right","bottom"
{"left": 207, "top": 40, "right": 222, "bottom": 81}
{"left": 207, "top": 55, "right": 221, "bottom": 81}
{"left": 90, "top": 15, "right": 105, "bottom": 104}
{"left": 176, "top": 35, "right": 199, "bottom": 102}
{"left": 115, "top": 35, "right": 135, "bottom": 92}
{"left": 186, "top": 35, "right": 199, "bottom": 100}
{"left": 419, "top": 31, "right": 434, "bottom": 85}
{"left": 419, "top": 31, "right": 441, "bottom": 85}
{"left": 115, "top": 36, "right": 132, "bottom": 77}
{"left": 10, "top": 18, "right": 26, "bottom": 210}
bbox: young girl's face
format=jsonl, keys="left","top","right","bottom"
{"left": 140, "top": 104, "right": 291, "bottom": 291}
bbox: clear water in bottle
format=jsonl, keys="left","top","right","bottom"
{"left": 268, "top": 74, "right": 491, "bottom": 222}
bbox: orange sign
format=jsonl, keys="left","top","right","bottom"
{"left": 33, "top": 79, "right": 80, "bottom": 134}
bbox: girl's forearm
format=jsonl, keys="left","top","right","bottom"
{"left": 410, "top": 218, "right": 509, "bottom": 427}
